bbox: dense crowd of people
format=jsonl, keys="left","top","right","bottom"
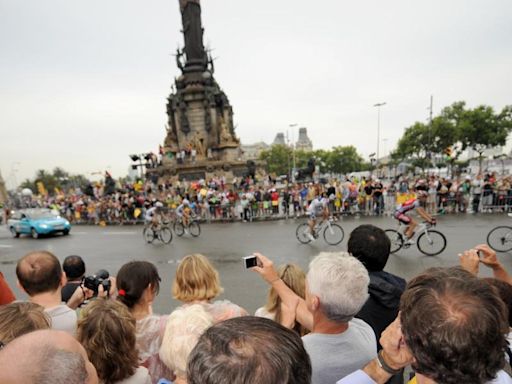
{"left": 5, "top": 171, "right": 512, "bottom": 225}
{"left": 1, "top": 223, "right": 512, "bottom": 383}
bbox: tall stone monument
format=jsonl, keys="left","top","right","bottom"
{"left": 155, "top": 0, "right": 255, "bottom": 181}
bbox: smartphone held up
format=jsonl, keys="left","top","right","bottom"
{"left": 243, "top": 255, "right": 261, "bottom": 269}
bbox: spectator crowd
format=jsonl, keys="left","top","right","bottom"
{"left": 2, "top": 223, "right": 512, "bottom": 383}
{"left": 5, "top": 171, "right": 512, "bottom": 225}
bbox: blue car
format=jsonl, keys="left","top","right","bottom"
{"left": 7, "top": 208, "right": 71, "bottom": 239}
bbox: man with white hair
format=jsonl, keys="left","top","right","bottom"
{"left": 159, "top": 304, "right": 213, "bottom": 384}
{"left": 253, "top": 252, "right": 376, "bottom": 384}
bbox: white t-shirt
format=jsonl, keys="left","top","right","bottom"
{"left": 115, "top": 366, "right": 151, "bottom": 384}
{"left": 303, "top": 318, "right": 377, "bottom": 384}
{"left": 45, "top": 304, "right": 77, "bottom": 335}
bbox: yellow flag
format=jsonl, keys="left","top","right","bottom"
{"left": 37, "top": 181, "right": 47, "bottom": 196}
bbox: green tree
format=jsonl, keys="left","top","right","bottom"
{"left": 327, "top": 146, "right": 365, "bottom": 174}
{"left": 443, "top": 102, "right": 512, "bottom": 172}
{"left": 21, "top": 168, "right": 91, "bottom": 196}
{"left": 430, "top": 116, "right": 457, "bottom": 156}
{"left": 52, "top": 167, "right": 69, "bottom": 180}
{"left": 395, "top": 122, "right": 433, "bottom": 173}
{"left": 294, "top": 149, "right": 313, "bottom": 169}
{"left": 312, "top": 149, "right": 330, "bottom": 173}
{"left": 259, "top": 145, "right": 292, "bottom": 176}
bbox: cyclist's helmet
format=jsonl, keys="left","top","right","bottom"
{"left": 155, "top": 201, "right": 164, "bottom": 208}
{"left": 182, "top": 199, "right": 190, "bottom": 206}
{"left": 416, "top": 190, "right": 428, "bottom": 198}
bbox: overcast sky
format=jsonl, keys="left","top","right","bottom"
{"left": 1, "top": 0, "right": 511, "bottom": 188}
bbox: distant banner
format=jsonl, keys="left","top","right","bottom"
{"left": 36, "top": 181, "right": 47, "bottom": 196}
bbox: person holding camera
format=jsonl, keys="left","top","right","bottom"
{"left": 61, "top": 255, "right": 86, "bottom": 303}
{"left": 15, "top": 250, "right": 110, "bottom": 335}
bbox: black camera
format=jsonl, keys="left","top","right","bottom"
{"left": 84, "top": 269, "right": 111, "bottom": 296}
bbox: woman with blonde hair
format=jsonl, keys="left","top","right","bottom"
{"left": 0, "top": 302, "right": 50, "bottom": 345}
{"left": 77, "top": 299, "right": 151, "bottom": 384}
{"left": 255, "top": 263, "right": 309, "bottom": 335}
{"left": 172, "top": 254, "right": 247, "bottom": 323}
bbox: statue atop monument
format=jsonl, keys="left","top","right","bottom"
{"left": 179, "top": 0, "right": 207, "bottom": 71}
{"left": 155, "top": 0, "right": 252, "bottom": 181}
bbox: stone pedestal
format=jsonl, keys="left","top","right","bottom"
{"left": 153, "top": 0, "right": 260, "bottom": 181}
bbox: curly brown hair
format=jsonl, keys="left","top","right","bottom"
{"left": 77, "top": 299, "right": 139, "bottom": 384}
{"left": 400, "top": 267, "right": 508, "bottom": 384}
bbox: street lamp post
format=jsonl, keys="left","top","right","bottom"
{"left": 373, "top": 102, "right": 387, "bottom": 168}
{"left": 289, "top": 123, "right": 298, "bottom": 182}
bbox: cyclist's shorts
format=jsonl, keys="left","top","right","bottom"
{"left": 394, "top": 212, "right": 411, "bottom": 224}
{"left": 309, "top": 212, "right": 317, "bottom": 220}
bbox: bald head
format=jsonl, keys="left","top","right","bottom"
{"left": 0, "top": 330, "right": 98, "bottom": 384}
{"left": 16, "top": 251, "right": 63, "bottom": 296}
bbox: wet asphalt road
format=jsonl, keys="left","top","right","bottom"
{"left": 1, "top": 214, "right": 511, "bottom": 315}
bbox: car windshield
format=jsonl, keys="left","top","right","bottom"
{"left": 26, "top": 210, "right": 58, "bottom": 220}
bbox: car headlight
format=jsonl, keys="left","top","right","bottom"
{"left": 64, "top": 221, "right": 70, "bottom": 225}
{"left": 40, "top": 224, "right": 48, "bottom": 229}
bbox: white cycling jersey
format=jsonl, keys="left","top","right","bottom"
{"left": 145, "top": 207, "right": 157, "bottom": 222}
{"left": 308, "top": 198, "right": 328, "bottom": 215}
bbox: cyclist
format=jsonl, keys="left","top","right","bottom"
{"left": 176, "top": 198, "right": 192, "bottom": 228}
{"left": 394, "top": 190, "right": 435, "bottom": 244}
{"left": 307, "top": 193, "right": 330, "bottom": 241}
{"left": 145, "top": 201, "right": 164, "bottom": 231}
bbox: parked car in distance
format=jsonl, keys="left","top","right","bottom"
{"left": 7, "top": 208, "right": 71, "bottom": 239}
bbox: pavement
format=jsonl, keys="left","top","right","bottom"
{"left": 1, "top": 213, "right": 511, "bottom": 314}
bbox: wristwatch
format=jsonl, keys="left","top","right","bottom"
{"left": 377, "top": 350, "right": 402, "bottom": 375}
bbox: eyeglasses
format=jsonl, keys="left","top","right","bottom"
{"left": 0, "top": 340, "right": 5, "bottom": 350}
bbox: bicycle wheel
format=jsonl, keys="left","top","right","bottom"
{"left": 487, "top": 226, "right": 512, "bottom": 252}
{"left": 417, "top": 230, "right": 447, "bottom": 256}
{"left": 323, "top": 223, "right": 344, "bottom": 245}
{"left": 174, "top": 222, "right": 185, "bottom": 237}
{"left": 385, "top": 229, "right": 403, "bottom": 254}
{"left": 159, "top": 227, "right": 173, "bottom": 244}
{"left": 189, "top": 222, "right": 201, "bottom": 237}
{"left": 296, "top": 223, "right": 312, "bottom": 244}
{"left": 143, "top": 227, "right": 155, "bottom": 243}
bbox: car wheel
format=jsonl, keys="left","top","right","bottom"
{"left": 63, "top": 229, "right": 70, "bottom": 235}
{"left": 10, "top": 227, "right": 19, "bottom": 238}
{"left": 31, "top": 228, "right": 39, "bottom": 239}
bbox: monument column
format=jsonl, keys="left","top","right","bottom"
{"left": 154, "top": 0, "right": 260, "bottom": 181}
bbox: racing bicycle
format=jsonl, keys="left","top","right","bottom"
{"left": 487, "top": 226, "right": 512, "bottom": 252}
{"left": 385, "top": 221, "right": 446, "bottom": 256}
{"left": 143, "top": 224, "right": 172, "bottom": 244}
{"left": 296, "top": 218, "right": 344, "bottom": 245}
{"left": 173, "top": 216, "right": 201, "bottom": 237}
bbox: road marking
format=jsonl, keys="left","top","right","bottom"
{"left": 102, "top": 232, "right": 137, "bottom": 236}
{"left": 0, "top": 244, "right": 13, "bottom": 248}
